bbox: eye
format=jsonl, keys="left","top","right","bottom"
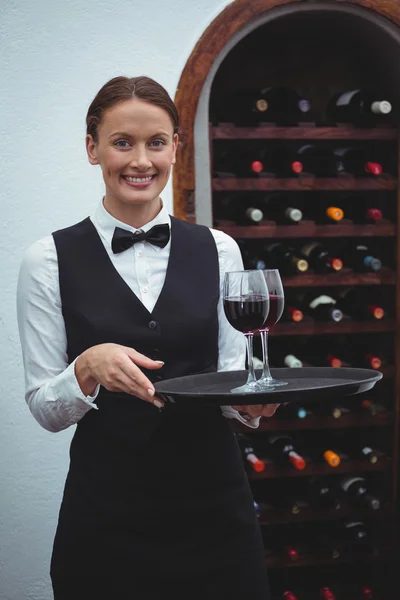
{"left": 150, "top": 139, "right": 166, "bottom": 148}
{"left": 114, "top": 140, "right": 131, "bottom": 148}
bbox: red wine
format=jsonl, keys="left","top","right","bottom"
{"left": 261, "top": 295, "right": 284, "bottom": 329}
{"left": 301, "top": 241, "right": 343, "bottom": 273}
{"left": 263, "top": 242, "right": 308, "bottom": 274}
{"left": 340, "top": 476, "right": 381, "bottom": 511}
{"left": 268, "top": 434, "right": 306, "bottom": 470}
{"left": 236, "top": 433, "right": 265, "bottom": 473}
{"left": 223, "top": 296, "right": 268, "bottom": 333}
{"left": 320, "top": 587, "right": 336, "bottom": 600}
{"left": 347, "top": 244, "right": 382, "bottom": 272}
{"left": 327, "top": 89, "right": 392, "bottom": 126}
{"left": 295, "top": 144, "right": 336, "bottom": 176}
{"left": 218, "top": 86, "right": 311, "bottom": 125}
{"left": 334, "top": 146, "right": 384, "bottom": 176}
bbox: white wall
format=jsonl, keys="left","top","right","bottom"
{"left": 0, "top": 1, "right": 230, "bottom": 598}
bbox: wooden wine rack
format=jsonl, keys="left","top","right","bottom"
{"left": 173, "top": 0, "right": 400, "bottom": 597}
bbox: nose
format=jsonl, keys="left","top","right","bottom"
{"left": 129, "top": 145, "right": 152, "bottom": 171}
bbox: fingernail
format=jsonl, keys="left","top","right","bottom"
{"left": 147, "top": 388, "right": 155, "bottom": 397}
{"left": 154, "top": 399, "right": 164, "bottom": 409}
{"left": 154, "top": 360, "right": 165, "bottom": 365}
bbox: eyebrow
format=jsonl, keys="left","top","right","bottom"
{"left": 108, "top": 131, "right": 171, "bottom": 139}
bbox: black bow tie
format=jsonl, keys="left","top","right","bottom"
{"left": 111, "top": 224, "right": 170, "bottom": 254}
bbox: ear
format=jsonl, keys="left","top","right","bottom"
{"left": 171, "top": 133, "right": 179, "bottom": 165}
{"left": 86, "top": 134, "right": 99, "bottom": 165}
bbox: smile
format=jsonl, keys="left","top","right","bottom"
{"left": 122, "top": 175, "right": 156, "bottom": 183}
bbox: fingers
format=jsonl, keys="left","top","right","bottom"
{"left": 124, "top": 346, "right": 165, "bottom": 370}
{"left": 110, "top": 353, "right": 165, "bottom": 408}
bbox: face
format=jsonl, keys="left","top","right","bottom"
{"left": 86, "top": 98, "right": 178, "bottom": 224}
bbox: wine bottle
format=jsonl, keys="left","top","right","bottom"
{"left": 321, "top": 448, "right": 341, "bottom": 468}
{"left": 308, "top": 477, "right": 342, "bottom": 510}
{"left": 327, "top": 89, "right": 392, "bottom": 126}
{"left": 340, "top": 476, "right": 381, "bottom": 511}
{"left": 313, "top": 203, "right": 344, "bottom": 224}
{"left": 346, "top": 244, "right": 382, "bottom": 272}
{"left": 239, "top": 246, "right": 267, "bottom": 271}
{"left": 344, "top": 197, "right": 384, "bottom": 223}
{"left": 259, "top": 147, "right": 305, "bottom": 177}
{"left": 271, "top": 347, "right": 303, "bottom": 368}
{"left": 283, "top": 591, "right": 299, "bottom": 600}
{"left": 216, "top": 195, "right": 264, "bottom": 225}
{"left": 253, "top": 500, "right": 261, "bottom": 518}
{"left": 336, "top": 288, "right": 385, "bottom": 320}
{"left": 306, "top": 294, "right": 343, "bottom": 322}
{"left": 320, "top": 587, "right": 336, "bottom": 600}
{"left": 334, "top": 146, "right": 384, "bottom": 177}
{"left": 294, "top": 144, "right": 336, "bottom": 177}
{"left": 361, "top": 586, "right": 373, "bottom": 599}
{"left": 236, "top": 433, "right": 265, "bottom": 473}
{"left": 268, "top": 434, "right": 306, "bottom": 470}
{"left": 301, "top": 241, "right": 343, "bottom": 273}
{"left": 260, "top": 193, "right": 303, "bottom": 224}
{"left": 360, "top": 399, "right": 387, "bottom": 416}
{"left": 218, "top": 86, "right": 312, "bottom": 126}
{"left": 342, "top": 520, "right": 371, "bottom": 550}
{"left": 283, "top": 304, "right": 304, "bottom": 323}
{"left": 316, "top": 533, "right": 341, "bottom": 560}
{"left": 263, "top": 242, "right": 308, "bottom": 274}
{"left": 284, "top": 545, "right": 300, "bottom": 561}
{"left": 278, "top": 402, "right": 309, "bottom": 420}
{"left": 213, "top": 148, "right": 266, "bottom": 178}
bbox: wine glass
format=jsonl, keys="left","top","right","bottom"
{"left": 223, "top": 270, "right": 270, "bottom": 394}
{"left": 258, "top": 269, "right": 288, "bottom": 388}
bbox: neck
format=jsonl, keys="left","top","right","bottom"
{"left": 103, "top": 196, "right": 163, "bottom": 228}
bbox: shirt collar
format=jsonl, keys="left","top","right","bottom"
{"left": 93, "top": 198, "right": 171, "bottom": 251}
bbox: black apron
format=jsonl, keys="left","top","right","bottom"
{"left": 50, "top": 216, "right": 270, "bottom": 599}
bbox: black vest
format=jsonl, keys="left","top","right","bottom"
{"left": 53, "top": 216, "right": 219, "bottom": 444}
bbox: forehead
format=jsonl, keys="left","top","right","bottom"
{"left": 100, "top": 98, "right": 173, "bottom": 136}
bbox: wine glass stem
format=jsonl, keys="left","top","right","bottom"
{"left": 244, "top": 333, "right": 257, "bottom": 384}
{"left": 260, "top": 329, "right": 273, "bottom": 381}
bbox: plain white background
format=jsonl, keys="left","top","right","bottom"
{"left": 0, "top": 1, "right": 230, "bottom": 597}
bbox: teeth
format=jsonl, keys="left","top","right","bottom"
{"left": 124, "top": 175, "right": 153, "bottom": 183}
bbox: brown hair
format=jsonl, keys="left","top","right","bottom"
{"left": 86, "top": 75, "right": 180, "bottom": 142}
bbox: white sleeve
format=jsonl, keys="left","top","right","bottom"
{"left": 210, "top": 229, "right": 260, "bottom": 429}
{"left": 16, "top": 236, "right": 99, "bottom": 433}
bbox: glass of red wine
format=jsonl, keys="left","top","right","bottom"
{"left": 258, "top": 269, "right": 288, "bottom": 388}
{"left": 223, "top": 270, "right": 270, "bottom": 394}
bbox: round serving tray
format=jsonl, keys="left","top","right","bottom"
{"left": 154, "top": 367, "right": 382, "bottom": 406}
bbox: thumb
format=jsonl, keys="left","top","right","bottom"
{"left": 123, "top": 346, "right": 165, "bottom": 370}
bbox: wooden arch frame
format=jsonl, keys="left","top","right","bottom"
{"left": 172, "top": 0, "right": 400, "bottom": 221}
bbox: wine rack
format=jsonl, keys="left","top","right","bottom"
{"left": 174, "top": 0, "right": 400, "bottom": 597}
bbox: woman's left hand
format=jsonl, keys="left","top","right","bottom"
{"left": 231, "top": 404, "right": 280, "bottom": 418}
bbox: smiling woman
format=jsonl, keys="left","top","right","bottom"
{"left": 16, "top": 75, "right": 274, "bottom": 600}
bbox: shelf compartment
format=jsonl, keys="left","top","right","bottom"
{"left": 248, "top": 458, "right": 391, "bottom": 480}
{"left": 212, "top": 176, "right": 397, "bottom": 192}
{"left": 232, "top": 412, "right": 392, "bottom": 433}
{"left": 258, "top": 502, "right": 390, "bottom": 526}
{"left": 270, "top": 319, "right": 395, "bottom": 336}
{"left": 281, "top": 268, "right": 396, "bottom": 286}
{"left": 211, "top": 123, "right": 398, "bottom": 140}
{"left": 215, "top": 221, "right": 396, "bottom": 239}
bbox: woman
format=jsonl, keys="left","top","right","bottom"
{"left": 17, "top": 76, "right": 278, "bottom": 599}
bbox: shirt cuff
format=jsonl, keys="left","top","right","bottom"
{"left": 52, "top": 359, "right": 100, "bottom": 410}
{"left": 220, "top": 405, "right": 261, "bottom": 429}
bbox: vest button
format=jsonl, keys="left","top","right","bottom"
{"left": 148, "top": 320, "right": 158, "bottom": 330}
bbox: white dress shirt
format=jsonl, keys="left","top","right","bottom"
{"left": 17, "top": 200, "right": 260, "bottom": 433}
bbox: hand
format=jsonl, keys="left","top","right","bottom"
{"left": 231, "top": 404, "right": 280, "bottom": 418}
{"left": 75, "top": 343, "right": 165, "bottom": 408}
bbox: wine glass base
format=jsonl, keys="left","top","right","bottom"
{"left": 230, "top": 382, "right": 270, "bottom": 394}
{"left": 257, "top": 378, "right": 288, "bottom": 389}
